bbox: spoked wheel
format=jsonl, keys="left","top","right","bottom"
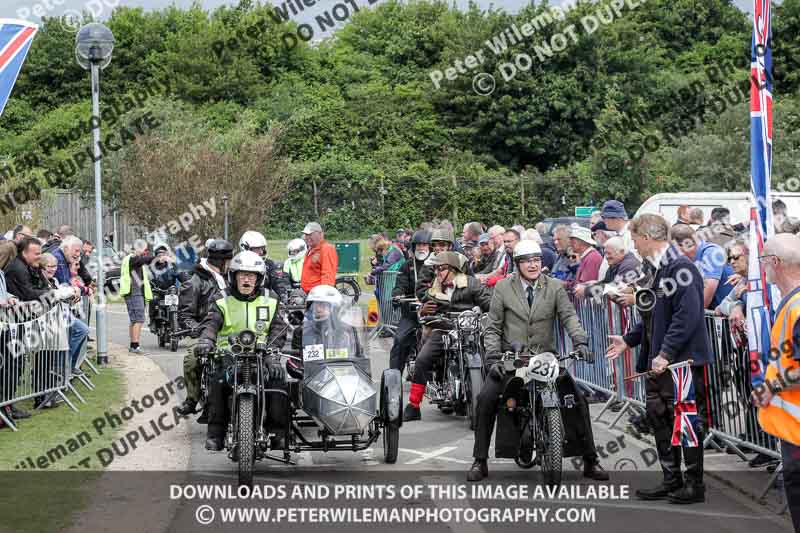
{"left": 515, "top": 414, "right": 536, "bottom": 469}
{"left": 383, "top": 423, "right": 399, "bottom": 463}
{"left": 539, "top": 407, "right": 564, "bottom": 486}
{"left": 465, "top": 368, "right": 483, "bottom": 430}
{"left": 335, "top": 277, "right": 361, "bottom": 305}
{"left": 237, "top": 395, "right": 255, "bottom": 487}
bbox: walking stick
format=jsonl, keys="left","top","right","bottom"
{"left": 624, "top": 359, "right": 694, "bottom": 381}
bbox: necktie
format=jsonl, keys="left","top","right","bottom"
{"left": 527, "top": 285, "right": 534, "bottom": 308}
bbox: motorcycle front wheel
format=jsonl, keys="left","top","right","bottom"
{"left": 540, "top": 407, "right": 564, "bottom": 486}
{"left": 237, "top": 395, "right": 255, "bottom": 487}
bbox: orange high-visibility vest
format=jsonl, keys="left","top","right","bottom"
{"left": 758, "top": 289, "right": 800, "bottom": 446}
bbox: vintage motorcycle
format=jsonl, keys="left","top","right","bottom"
{"left": 279, "top": 303, "right": 402, "bottom": 465}
{"left": 494, "top": 342, "right": 584, "bottom": 487}
{"left": 151, "top": 286, "right": 180, "bottom": 352}
{"left": 216, "top": 303, "right": 402, "bottom": 486}
{"left": 417, "top": 307, "right": 485, "bottom": 429}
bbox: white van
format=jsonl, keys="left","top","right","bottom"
{"left": 633, "top": 192, "right": 800, "bottom": 226}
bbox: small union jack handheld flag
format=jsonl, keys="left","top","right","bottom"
{"left": 671, "top": 364, "right": 699, "bottom": 448}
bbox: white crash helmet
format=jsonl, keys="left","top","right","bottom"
{"left": 239, "top": 230, "right": 268, "bottom": 256}
{"left": 228, "top": 250, "right": 266, "bottom": 289}
{"left": 306, "top": 284, "right": 344, "bottom": 307}
{"left": 287, "top": 238, "right": 307, "bottom": 259}
{"left": 306, "top": 285, "right": 344, "bottom": 322}
{"left": 513, "top": 239, "right": 542, "bottom": 262}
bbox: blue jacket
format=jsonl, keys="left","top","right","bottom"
{"left": 53, "top": 248, "right": 72, "bottom": 286}
{"left": 623, "top": 245, "right": 713, "bottom": 372}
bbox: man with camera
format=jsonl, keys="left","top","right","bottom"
{"left": 607, "top": 214, "right": 711, "bottom": 505}
{"left": 468, "top": 240, "right": 608, "bottom": 482}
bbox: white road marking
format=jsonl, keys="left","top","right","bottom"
{"left": 401, "top": 446, "right": 470, "bottom": 465}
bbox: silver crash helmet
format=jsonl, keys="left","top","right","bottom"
{"left": 301, "top": 286, "right": 375, "bottom": 435}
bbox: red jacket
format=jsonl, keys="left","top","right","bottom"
{"left": 575, "top": 248, "right": 602, "bottom": 284}
{"left": 301, "top": 240, "right": 338, "bottom": 293}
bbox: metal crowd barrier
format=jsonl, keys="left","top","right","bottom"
{"left": 369, "top": 271, "right": 402, "bottom": 340}
{"left": 556, "top": 295, "right": 781, "bottom": 460}
{"left": 0, "top": 302, "right": 78, "bottom": 431}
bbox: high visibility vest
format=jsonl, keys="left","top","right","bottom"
{"left": 214, "top": 291, "right": 278, "bottom": 350}
{"left": 758, "top": 289, "right": 800, "bottom": 446}
{"left": 119, "top": 255, "right": 152, "bottom": 302}
{"left": 283, "top": 256, "right": 304, "bottom": 284}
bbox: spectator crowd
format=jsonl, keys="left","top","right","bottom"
{"left": 367, "top": 198, "right": 800, "bottom": 473}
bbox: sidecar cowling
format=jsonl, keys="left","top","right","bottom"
{"left": 302, "top": 358, "right": 377, "bottom": 435}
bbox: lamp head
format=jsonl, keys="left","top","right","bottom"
{"left": 75, "top": 23, "right": 115, "bottom": 70}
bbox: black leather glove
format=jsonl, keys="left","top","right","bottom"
{"left": 194, "top": 339, "right": 214, "bottom": 357}
{"left": 488, "top": 361, "right": 505, "bottom": 381}
{"left": 267, "top": 362, "right": 286, "bottom": 382}
{"left": 576, "top": 344, "right": 593, "bottom": 363}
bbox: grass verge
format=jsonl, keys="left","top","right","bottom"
{"left": 0, "top": 364, "right": 125, "bottom": 533}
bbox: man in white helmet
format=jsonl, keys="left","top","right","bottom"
{"left": 283, "top": 238, "right": 307, "bottom": 287}
{"left": 239, "top": 230, "right": 291, "bottom": 302}
{"left": 468, "top": 240, "right": 608, "bottom": 482}
{"left": 195, "top": 250, "right": 289, "bottom": 451}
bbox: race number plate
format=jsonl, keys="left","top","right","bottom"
{"left": 303, "top": 344, "right": 324, "bottom": 362}
{"left": 527, "top": 353, "right": 559, "bottom": 383}
{"left": 164, "top": 295, "right": 179, "bottom": 306}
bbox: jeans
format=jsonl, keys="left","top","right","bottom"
{"left": 69, "top": 316, "right": 89, "bottom": 370}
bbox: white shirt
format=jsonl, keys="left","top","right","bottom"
{"left": 200, "top": 258, "right": 226, "bottom": 290}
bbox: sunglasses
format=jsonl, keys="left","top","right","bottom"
{"left": 758, "top": 254, "right": 778, "bottom": 263}
{"left": 569, "top": 255, "right": 579, "bottom": 260}
{"left": 728, "top": 254, "right": 743, "bottom": 262}
{"left": 434, "top": 265, "right": 451, "bottom": 273}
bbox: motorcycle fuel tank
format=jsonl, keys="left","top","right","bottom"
{"left": 302, "top": 361, "right": 377, "bottom": 435}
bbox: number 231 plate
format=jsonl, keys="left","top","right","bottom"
{"left": 526, "top": 352, "right": 559, "bottom": 383}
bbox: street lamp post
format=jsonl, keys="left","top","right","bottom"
{"left": 223, "top": 193, "right": 230, "bottom": 240}
{"left": 76, "top": 23, "right": 115, "bottom": 366}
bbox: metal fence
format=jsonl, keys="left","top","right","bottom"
{"left": 369, "top": 271, "right": 402, "bottom": 339}
{"left": 556, "top": 295, "right": 781, "bottom": 458}
{"left": 0, "top": 299, "right": 96, "bottom": 432}
{"left": 37, "top": 189, "right": 145, "bottom": 248}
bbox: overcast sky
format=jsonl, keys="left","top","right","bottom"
{"left": 5, "top": 0, "right": 759, "bottom": 30}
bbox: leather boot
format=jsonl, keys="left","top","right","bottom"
{"left": 583, "top": 460, "right": 610, "bottom": 481}
{"left": 635, "top": 482, "right": 683, "bottom": 500}
{"left": 467, "top": 459, "right": 488, "bottom": 482}
{"left": 205, "top": 437, "right": 224, "bottom": 451}
{"left": 403, "top": 404, "right": 421, "bottom": 422}
{"left": 668, "top": 484, "right": 705, "bottom": 504}
{"left": 176, "top": 398, "right": 198, "bottom": 416}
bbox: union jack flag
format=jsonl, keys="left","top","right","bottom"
{"left": 0, "top": 19, "right": 39, "bottom": 119}
{"left": 747, "top": 0, "right": 777, "bottom": 388}
{"left": 671, "top": 365, "right": 699, "bottom": 448}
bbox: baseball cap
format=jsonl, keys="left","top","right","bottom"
{"left": 478, "top": 233, "right": 490, "bottom": 244}
{"left": 302, "top": 222, "right": 323, "bottom": 234}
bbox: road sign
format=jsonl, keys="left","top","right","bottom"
{"left": 574, "top": 206, "right": 595, "bottom": 217}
